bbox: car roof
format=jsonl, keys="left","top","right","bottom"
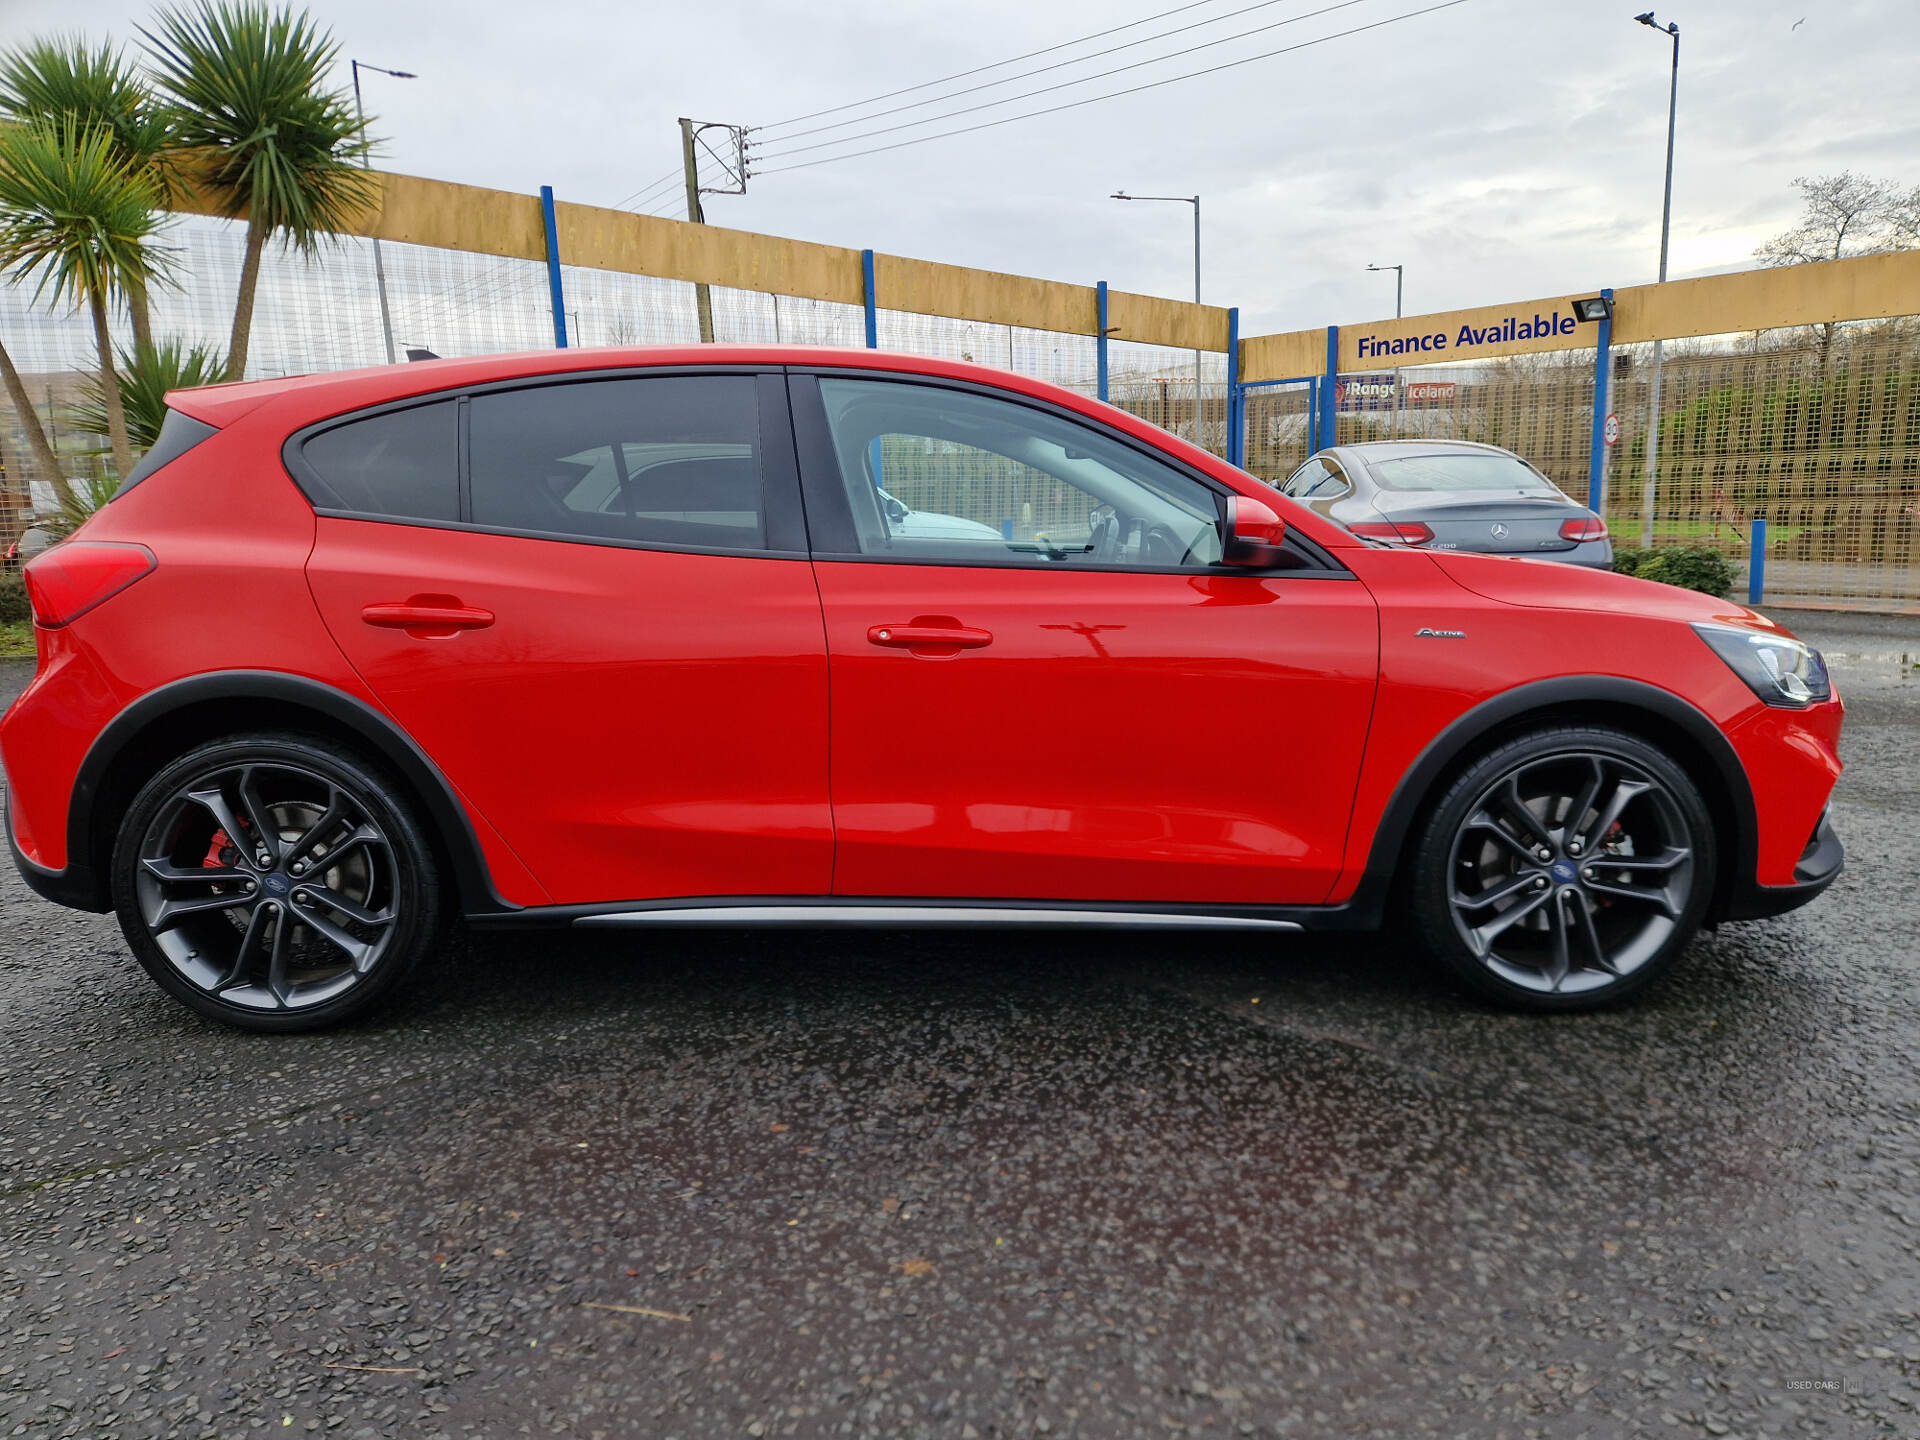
{"left": 1334, "top": 439, "right": 1523, "bottom": 463}
{"left": 166, "top": 345, "right": 1097, "bottom": 431}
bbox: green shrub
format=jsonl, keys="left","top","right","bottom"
{"left": 0, "top": 571, "right": 28, "bottom": 624}
{"left": 1613, "top": 544, "right": 1734, "bottom": 596}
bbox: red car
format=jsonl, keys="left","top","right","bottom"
{"left": 1, "top": 347, "right": 1843, "bottom": 1030}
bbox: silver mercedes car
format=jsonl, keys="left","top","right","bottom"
{"left": 1274, "top": 440, "right": 1613, "bottom": 569}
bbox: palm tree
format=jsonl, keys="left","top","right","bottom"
{"left": 141, "top": 0, "right": 373, "bottom": 382}
{"left": 0, "top": 36, "right": 181, "bottom": 350}
{"left": 0, "top": 119, "right": 174, "bottom": 481}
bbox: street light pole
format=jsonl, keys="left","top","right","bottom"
{"left": 1634, "top": 11, "right": 1680, "bottom": 547}
{"left": 1112, "top": 191, "right": 1204, "bottom": 448}
{"left": 351, "top": 60, "right": 416, "bottom": 366}
{"left": 1367, "top": 262, "right": 1404, "bottom": 432}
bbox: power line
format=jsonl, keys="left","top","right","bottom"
{"left": 768, "top": 0, "right": 1303, "bottom": 145}
{"left": 754, "top": 0, "right": 1238, "bottom": 135}
{"left": 754, "top": 0, "right": 1473, "bottom": 175}
{"left": 752, "top": 0, "right": 1376, "bottom": 166}
{"left": 611, "top": 166, "right": 684, "bottom": 212}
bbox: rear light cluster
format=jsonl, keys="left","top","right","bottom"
{"left": 1559, "top": 517, "right": 1609, "bottom": 542}
{"left": 22, "top": 542, "right": 156, "bottom": 627}
{"left": 1348, "top": 520, "right": 1435, "bottom": 546}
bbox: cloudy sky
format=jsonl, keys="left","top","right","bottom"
{"left": 6, "top": 0, "right": 1918, "bottom": 336}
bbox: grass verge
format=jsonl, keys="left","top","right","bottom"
{"left": 0, "top": 621, "right": 36, "bottom": 659}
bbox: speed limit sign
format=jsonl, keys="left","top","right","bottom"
{"left": 1603, "top": 412, "right": 1621, "bottom": 446}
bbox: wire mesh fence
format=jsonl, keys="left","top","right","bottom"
{"left": 2, "top": 211, "right": 1915, "bottom": 607}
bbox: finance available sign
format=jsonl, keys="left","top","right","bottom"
{"left": 1335, "top": 294, "right": 1594, "bottom": 370}
{"left": 1354, "top": 310, "right": 1581, "bottom": 360}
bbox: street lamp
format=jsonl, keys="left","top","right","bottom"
{"left": 1367, "top": 263, "right": 1405, "bottom": 431}
{"left": 351, "top": 59, "right": 417, "bottom": 365}
{"left": 1112, "top": 191, "right": 1203, "bottom": 448}
{"left": 1633, "top": 11, "right": 1679, "bottom": 547}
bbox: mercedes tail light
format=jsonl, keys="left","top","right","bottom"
{"left": 1559, "top": 516, "right": 1608, "bottom": 542}
{"left": 22, "top": 542, "right": 157, "bottom": 627}
{"left": 1349, "top": 520, "right": 1435, "bottom": 546}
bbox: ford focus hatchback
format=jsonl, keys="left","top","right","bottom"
{"left": 1, "top": 347, "right": 1843, "bottom": 1030}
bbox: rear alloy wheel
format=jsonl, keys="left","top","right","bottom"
{"left": 112, "top": 734, "right": 442, "bottom": 1031}
{"left": 1411, "top": 726, "right": 1716, "bottom": 1011}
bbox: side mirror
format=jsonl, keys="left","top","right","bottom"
{"left": 1222, "top": 495, "right": 1288, "bottom": 567}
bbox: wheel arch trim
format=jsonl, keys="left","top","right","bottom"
{"left": 68, "top": 669, "right": 518, "bottom": 915}
{"left": 1345, "top": 675, "right": 1757, "bottom": 925}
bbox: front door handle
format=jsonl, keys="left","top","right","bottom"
{"left": 868, "top": 623, "right": 993, "bottom": 650}
{"left": 362, "top": 599, "right": 496, "bottom": 637}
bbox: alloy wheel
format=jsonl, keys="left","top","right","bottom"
{"left": 132, "top": 760, "right": 401, "bottom": 1012}
{"left": 1445, "top": 751, "right": 1696, "bottom": 996}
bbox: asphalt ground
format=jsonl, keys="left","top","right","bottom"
{"left": 1, "top": 611, "right": 1916, "bottom": 1440}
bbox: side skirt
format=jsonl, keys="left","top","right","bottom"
{"left": 463, "top": 896, "right": 1365, "bottom": 932}
{"left": 575, "top": 904, "right": 1304, "bottom": 932}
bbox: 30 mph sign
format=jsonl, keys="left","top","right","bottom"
{"left": 1603, "top": 412, "right": 1621, "bottom": 446}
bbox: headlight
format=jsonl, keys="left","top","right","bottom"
{"left": 1691, "top": 622, "right": 1832, "bottom": 708}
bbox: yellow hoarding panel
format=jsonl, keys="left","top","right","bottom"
{"left": 1612, "top": 250, "right": 1920, "bottom": 342}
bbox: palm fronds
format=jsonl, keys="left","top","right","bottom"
{"left": 72, "top": 335, "right": 226, "bottom": 452}
{"left": 140, "top": 1, "right": 374, "bottom": 253}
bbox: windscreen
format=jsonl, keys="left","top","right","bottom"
{"left": 1369, "top": 452, "right": 1564, "bottom": 495}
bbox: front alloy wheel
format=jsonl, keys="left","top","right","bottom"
{"left": 113, "top": 734, "right": 441, "bottom": 1031}
{"left": 1412, "top": 726, "right": 1716, "bottom": 1010}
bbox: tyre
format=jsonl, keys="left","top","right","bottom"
{"left": 110, "top": 732, "right": 443, "bottom": 1032}
{"left": 1409, "top": 725, "right": 1716, "bottom": 1012}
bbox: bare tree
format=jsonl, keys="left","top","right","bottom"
{"left": 1885, "top": 184, "right": 1920, "bottom": 249}
{"left": 1756, "top": 172, "right": 1908, "bottom": 364}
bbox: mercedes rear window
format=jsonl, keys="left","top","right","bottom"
{"left": 1369, "top": 453, "right": 1563, "bottom": 495}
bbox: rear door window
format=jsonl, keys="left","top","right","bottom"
{"left": 298, "top": 402, "right": 460, "bottom": 521}
{"left": 468, "top": 376, "right": 767, "bottom": 550}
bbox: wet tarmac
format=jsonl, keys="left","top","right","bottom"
{"left": 2, "top": 611, "right": 1916, "bottom": 1438}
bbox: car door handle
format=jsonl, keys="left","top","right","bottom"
{"left": 868, "top": 624, "right": 993, "bottom": 650}
{"left": 361, "top": 601, "right": 496, "bottom": 631}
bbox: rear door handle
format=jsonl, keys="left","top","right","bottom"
{"left": 868, "top": 624, "right": 993, "bottom": 650}
{"left": 361, "top": 600, "right": 496, "bottom": 634}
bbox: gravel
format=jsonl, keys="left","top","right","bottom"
{"left": 2, "top": 611, "right": 1916, "bottom": 1438}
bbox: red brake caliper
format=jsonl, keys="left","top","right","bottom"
{"left": 203, "top": 828, "right": 233, "bottom": 869}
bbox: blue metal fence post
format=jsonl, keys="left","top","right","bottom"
{"left": 1747, "top": 518, "right": 1768, "bottom": 605}
{"left": 1096, "top": 281, "right": 1109, "bottom": 402}
{"left": 1587, "top": 286, "right": 1614, "bottom": 512}
{"left": 1319, "top": 325, "right": 1339, "bottom": 450}
{"left": 539, "top": 185, "right": 568, "bottom": 348}
{"left": 1306, "top": 377, "right": 1318, "bottom": 452}
{"left": 862, "top": 249, "right": 878, "bottom": 349}
{"left": 1226, "top": 306, "right": 1243, "bottom": 467}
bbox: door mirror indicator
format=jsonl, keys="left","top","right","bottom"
{"left": 1222, "top": 496, "right": 1288, "bottom": 567}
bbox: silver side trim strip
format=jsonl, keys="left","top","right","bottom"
{"left": 573, "top": 905, "right": 1303, "bottom": 932}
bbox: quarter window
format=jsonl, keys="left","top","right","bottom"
{"left": 468, "top": 376, "right": 766, "bottom": 550}
{"left": 299, "top": 401, "right": 459, "bottom": 521}
{"left": 813, "top": 378, "right": 1224, "bottom": 569}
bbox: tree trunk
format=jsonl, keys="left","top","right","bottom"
{"left": 89, "top": 289, "right": 135, "bottom": 481}
{"left": 0, "top": 333, "right": 76, "bottom": 512}
{"left": 126, "top": 278, "right": 153, "bottom": 355}
{"left": 227, "top": 219, "right": 267, "bottom": 382}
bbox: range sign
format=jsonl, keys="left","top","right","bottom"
{"left": 1334, "top": 377, "right": 1458, "bottom": 410}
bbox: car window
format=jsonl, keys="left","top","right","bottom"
{"left": 1369, "top": 452, "right": 1563, "bottom": 495}
{"left": 299, "top": 401, "right": 459, "bottom": 521}
{"left": 469, "top": 376, "right": 766, "bottom": 549}
{"left": 814, "top": 378, "right": 1223, "bottom": 569}
{"left": 1283, "top": 459, "right": 1347, "bottom": 500}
